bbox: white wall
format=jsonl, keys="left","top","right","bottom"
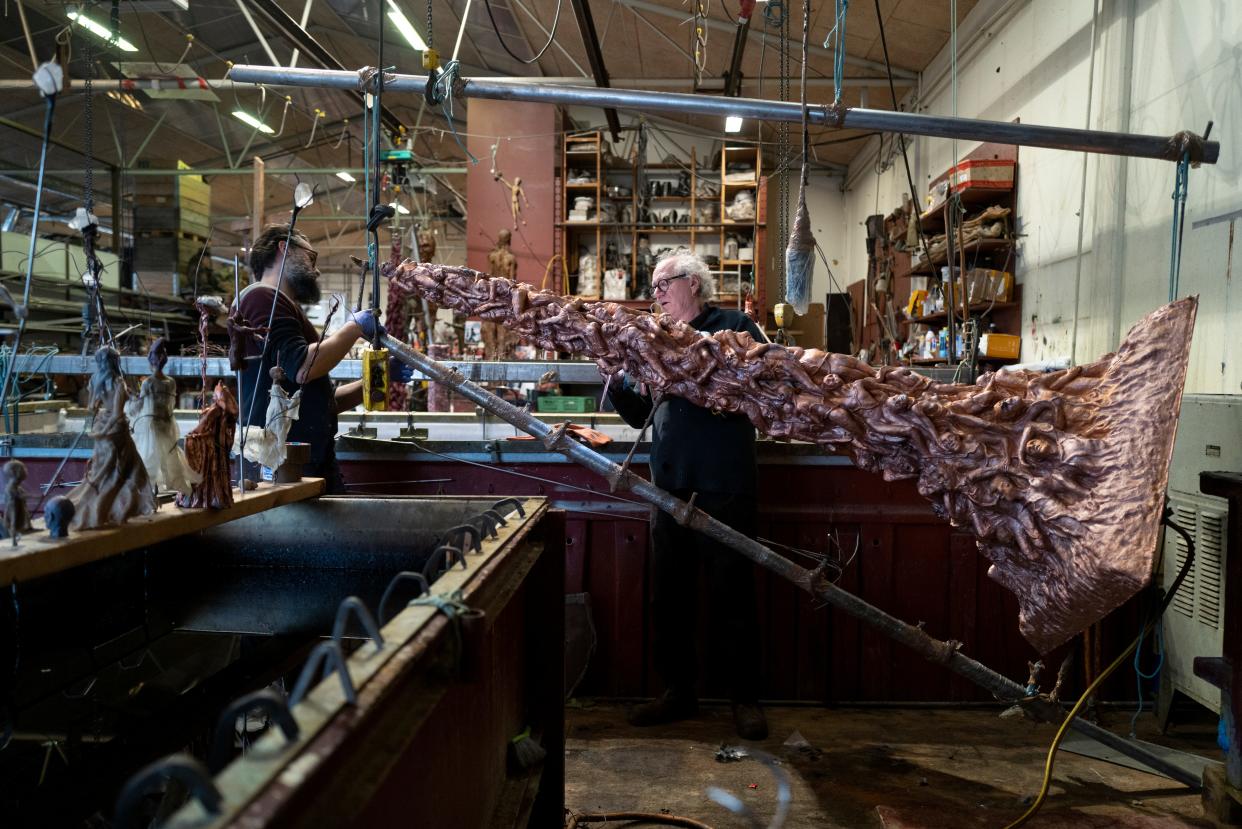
{"left": 838, "top": 0, "right": 1241, "bottom": 392}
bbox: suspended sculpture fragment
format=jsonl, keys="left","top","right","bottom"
{"left": 386, "top": 261, "right": 1197, "bottom": 653}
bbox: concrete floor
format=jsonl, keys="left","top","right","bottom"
{"left": 564, "top": 703, "right": 1218, "bottom": 828}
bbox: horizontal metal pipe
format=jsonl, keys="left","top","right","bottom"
{"left": 227, "top": 65, "right": 1219, "bottom": 165}
{"left": 4, "top": 353, "right": 609, "bottom": 384}
{"left": 382, "top": 334, "right": 1200, "bottom": 789}
{"left": 0, "top": 167, "right": 467, "bottom": 176}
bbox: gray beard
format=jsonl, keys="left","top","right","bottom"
{"left": 286, "top": 264, "right": 321, "bottom": 304}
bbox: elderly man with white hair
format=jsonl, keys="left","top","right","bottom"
{"left": 608, "top": 249, "right": 770, "bottom": 741}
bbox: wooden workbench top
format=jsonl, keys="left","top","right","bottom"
{"left": 0, "top": 478, "right": 325, "bottom": 584}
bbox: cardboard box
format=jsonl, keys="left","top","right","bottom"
{"left": 979, "top": 333, "right": 1020, "bottom": 359}
{"left": 968, "top": 268, "right": 1013, "bottom": 302}
{"left": 906, "top": 289, "right": 927, "bottom": 318}
{"left": 949, "top": 159, "right": 1015, "bottom": 194}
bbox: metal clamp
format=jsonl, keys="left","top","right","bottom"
{"left": 480, "top": 507, "right": 508, "bottom": 527}
{"left": 209, "top": 688, "right": 300, "bottom": 773}
{"left": 114, "top": 753, "right": 223, "bottom": 829}
{"left": 332, "top": 596, "right": 385, "bottom": 651}
{"left": 441, "top": 524, "right": 482, "bottom": 553}
{"left": 378, "top": 571, "right": 430, "bottom": 625}
{"left": 289, "top": 641, "right": 356, "bottom": 706}
{"left": 423, "top": 544, "right": 467, "bottom": 584}
{"left": 474, "top": 512, "right": 500, "bottom": 540}
{"left": 491, "top": 497, "right": 526, "bottom": 518}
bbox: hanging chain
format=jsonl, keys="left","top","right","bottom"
{"left": 426, "top": 0, "right": 435, "bottom": 51}
{"left": 692, "top": 0, "right": 709, "bottom": 87}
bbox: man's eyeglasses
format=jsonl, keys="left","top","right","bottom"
{"left": 289, "top": 241, "right": 318, "bottom": 268}
{"left": 653, "top": 273, "right": 690, "bottom": 293}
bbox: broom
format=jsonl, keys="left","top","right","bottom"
{"left": 783, "top": 0, "right": 816, "bottom": 316}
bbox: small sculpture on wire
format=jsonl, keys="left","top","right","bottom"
{"left": 126, "top": 338, "right": 200, "bottom": 500}
{"left": 490, "top": 143, "right": 530, "bottom": 227}
{"left": 177, "top": 381, "right": 238, "bottom": 510}
{"left": 235, "top": 365, "right": 302, "bottom": 472}
{"left": 68, "top": 345, "right": 158, "bottom": 530}
{"left": 1, "top": 459, "right": 32, "bottom": 546}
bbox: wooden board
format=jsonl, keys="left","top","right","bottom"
{"left": 0, "top": 479, "right": 324, "bottom": 583}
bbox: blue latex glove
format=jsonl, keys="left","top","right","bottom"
{"left": 351, "top": 309, "right": 385, "bottom": 340}
{"left": 388, "top": 355, "right": 415, "bottom": 384}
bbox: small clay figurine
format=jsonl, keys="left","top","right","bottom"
{"left": 44, "top": 495, "right": 74, "bottom": 538}
{"left": 235, "top": 365, "right": 302, "bottom": 470}
{"left": 178, "top": 381, "right": 238, "bottom": 510}
{"left": 68, "top": 346, "right": 158, "bottom": 529}
{"left": 1, "top": 459, "right": 32, "bottom": 545}
{"left": 127, "top": 338, "right": 200, "bottom": 498}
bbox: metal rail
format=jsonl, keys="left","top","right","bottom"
{"left": 382, "top": 332, "right": 1203, "bottom": 789}
{"left": 2, "top": 353, "right": 611, "bottom": 384}
{"left": 228, "top": 65, "right": 1219, "bottom": 165}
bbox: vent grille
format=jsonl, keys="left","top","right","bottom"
{"left": 1197, "top": 510, "right": 1224, "bottom": 629}
{"left": 1170, "top": 503, "right": 1197, "bottom": 618}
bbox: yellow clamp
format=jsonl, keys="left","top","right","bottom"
{"left": 362, "top": 346, "right": 390, "bottom": 412}
{"left": 422, "top": 48, "right": 440, "bottom": 70}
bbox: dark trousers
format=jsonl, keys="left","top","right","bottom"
{"left": 651, "top": 489, "right": 761, "bottom": 703}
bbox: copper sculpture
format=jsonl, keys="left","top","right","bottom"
{"left": 68, "top": 346, "right": 158, "bottom": 529}
{"left": 386, "top": 261, "right": 1197, "bottom": 652}
{"left": 177, "top": 381, "right": 239, "bottom": 510}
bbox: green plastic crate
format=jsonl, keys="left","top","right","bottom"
{"left": 536, "top": 395, "right": 596, "bottom": 414}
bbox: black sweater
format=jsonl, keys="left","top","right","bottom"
{"left": 609, "top": 305, "right": 765, "bottom": 495}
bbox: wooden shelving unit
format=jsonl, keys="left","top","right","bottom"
{"left": 557, "top": 132, "right": 766, "bottom": 304}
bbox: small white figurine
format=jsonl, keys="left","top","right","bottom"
{"left": 235, "top": 365, "right": 302, "bottom": 471}
{"left": 127, "top": 338, "right": 200, "bottom": 499}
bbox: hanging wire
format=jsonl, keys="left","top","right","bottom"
{"left": 305, "top": 108, "right": 324, "bottom": 147}
{"left": 271, "top": 96, "right": 293, "bottom": 137}
{"left": 482, "top": 0, "right": 565, "bottom": 64}
{"left": 429, "top": 62, "right": 478, "bottom": 163}
{"left": 821, "top": 0, "right": 848, "bottom": 106}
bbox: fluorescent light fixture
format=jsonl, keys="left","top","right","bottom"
{"left": 67, "top": 10, "right": 139, "bottom": 52}
{"left": 232, "top": 110, "right": 274, "bottom": 134}
{"left": 390, "top": 201, "right": 410, "bottom": 215}
{"left": 724, "top": 115, "right": 744, "bottom": 133}
{"left": 336, "top": 171, "right": 356, "bottom": 183}
{"left": 387, "top": 1, "right": 428, "bottom": 51}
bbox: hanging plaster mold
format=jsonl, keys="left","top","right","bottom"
{"left": 387, "top": 262, "right": 1199, "bottom": 653}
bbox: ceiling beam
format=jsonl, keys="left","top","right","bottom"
{"left": 247, "top": 0, "right": 404, "bottom": 136}
{"left": 613, "top": 0, "right": 920, "bottom": 80}
{"left": 567, "top": 0, "right": 621, "bottom": 141}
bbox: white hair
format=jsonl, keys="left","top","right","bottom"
{"left": 655, "top": 248, "right": 717, "bottom": 302}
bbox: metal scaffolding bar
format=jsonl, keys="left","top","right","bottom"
{"left": 227, "top": 65, "right": 1220, "bottom": 164}
{"left": 0, "top": 167, "right": 467, "bottom": 176}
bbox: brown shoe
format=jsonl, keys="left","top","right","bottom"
{"left": 732, "top": 702, "right": 768, "bottom": 740}
{"left": 627, "top": 691, "right": 698, "bottom": 727}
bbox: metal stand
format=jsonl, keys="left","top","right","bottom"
{"left": 382, "top": 333, "right": 1200, "bottom": 788}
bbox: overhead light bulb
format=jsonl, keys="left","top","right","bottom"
{"left": 724, "top": 115, "right": 743, "bottom": 133}
{"left": 390, "top": 201, "right": 410, "bottom": 215}
{"left": 67, "top": 10, "right": 138, "bottom": 52}
{"left": 386, "top": 1, "right": 428, "bottom": 51}
{"left": 336, "top": 171, "right": 356, "bottom": 183}
{"left": 232, "top": 110, "right": 274, "bottom": 134}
